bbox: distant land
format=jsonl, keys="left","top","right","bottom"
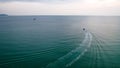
{"left": 0, "top": 14, "right": 8, "bottom": 16}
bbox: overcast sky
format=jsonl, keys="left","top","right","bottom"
{"left": 0, "top": 0, "right": 120, "bottom": 15}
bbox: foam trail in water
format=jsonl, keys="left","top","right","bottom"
{"left": 45, "top": 32, "right": 92, "bottom": 68}
{"left": 66, "top": 32, "right": 92, "bottom": 67}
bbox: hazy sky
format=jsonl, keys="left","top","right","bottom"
{"left": 0, "top": 0, "right": 120, "bottom": 15}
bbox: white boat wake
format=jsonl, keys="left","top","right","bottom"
{"left": 45, "top": 32, "right": 92, "bottom": 68}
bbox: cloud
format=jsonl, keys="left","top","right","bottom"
{"left": 0, "top": 0, "right": 45, "bottom": 2}
{"left": 0, "top": 0, "right": 81, "bottom": 3}
{"left": 0, "top": 0, "right": 120, "bottom": 15}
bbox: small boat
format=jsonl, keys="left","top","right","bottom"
{"left": 83, "top": 28, "right": 85, "bottom": 31}
{"left": 33, "top": 18, "right": 36, "bottom": 20}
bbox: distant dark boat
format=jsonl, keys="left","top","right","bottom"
{"left": 33, "top": 18, "right": 36, "bottom": 20}
{"left": 83, "top": 28, "right": 85, "bottom": 31}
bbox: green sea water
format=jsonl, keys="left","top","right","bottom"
{"left": 0, "top": 16, "right": 120, "bottom": 68}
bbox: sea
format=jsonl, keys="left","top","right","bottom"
{"left": 0, "top": 16, "right": 120, "bottom": 68}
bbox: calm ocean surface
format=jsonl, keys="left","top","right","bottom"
{"left": 0, "top": 16, "right": 120, "bottom": 68}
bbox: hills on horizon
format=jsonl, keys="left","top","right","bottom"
{"left": 0, "top": 14, "right": 8, "bottom": 16}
